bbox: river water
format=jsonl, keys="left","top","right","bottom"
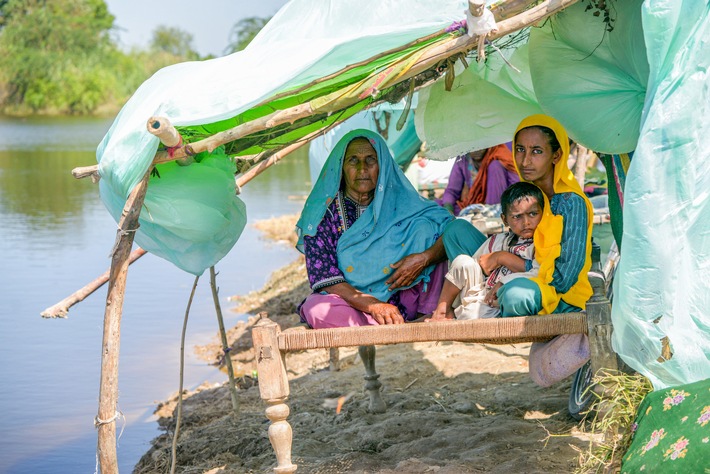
{"left": 0, "top": 116, "right": 310, "bottom": 473}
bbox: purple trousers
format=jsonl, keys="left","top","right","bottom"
{"left": 300, "top": 261, "right": 447, "bottom": 329}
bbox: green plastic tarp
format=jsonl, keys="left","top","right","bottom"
{"left": 96, "top": 0, "right": 466, "bottom": 275}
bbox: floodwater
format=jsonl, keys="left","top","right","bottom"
{"left": 0, "top": 116, "right": 311, "bottom": 473}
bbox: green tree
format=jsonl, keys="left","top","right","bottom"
{"left": 225, "top": 16, "right": 270, "bottom": 54}
{"left": 0, "top": 0, "right": 135, "bottom": 114}
{"left": 150, "top": 25, "right": 199, "bottom": 60}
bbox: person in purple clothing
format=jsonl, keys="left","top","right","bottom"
{"left": 440, "top": 143, "right": 519, "bottom": 215}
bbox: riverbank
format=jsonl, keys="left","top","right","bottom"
{"left": 134, "top": 214, "right": 598, "bottom": 473}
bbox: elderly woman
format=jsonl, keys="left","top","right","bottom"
{"left": 296, "top": 129, "right": 455, "bottom": 328}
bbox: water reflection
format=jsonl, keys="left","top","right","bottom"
{"left": 0, "top": 116, "right": 311, "bottom": 473}
{"left": 0, "top": 149, "right": 101, "bottom": 226}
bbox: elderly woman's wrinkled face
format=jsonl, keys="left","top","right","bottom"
{"left": 514, "top": 127, "right": 561, "bottom": 186}
{"left": 342, "top": 138, "right": 379, "bottom": 202}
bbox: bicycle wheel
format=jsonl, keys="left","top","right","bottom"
{"left": 569, "top": 360, "right": 594, "bottom": 421}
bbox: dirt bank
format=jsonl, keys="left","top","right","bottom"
{"left": 134, "top": 214, "right": 596, "bottom": 474}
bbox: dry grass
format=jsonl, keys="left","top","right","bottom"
{"left": 573, "top": 370, "right": 653, "bottom": 473}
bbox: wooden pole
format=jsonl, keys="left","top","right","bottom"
{"left": 95, "top": 170, "right": 151, "bottom": 474}
{"left": 237, "top": 0, "right": 539, "bottom": 112}
{"left": 40, "top": 248, "right": 147, "bottom": 318}
{"left": 210, "top": 266, "right": 240, "bottom": 415}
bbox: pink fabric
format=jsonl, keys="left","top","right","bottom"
{"left": 300, "top": 261, "right": 447, "bottom": 329}
{"left": 300, "top": 293, "right": 379, "bottom": 328}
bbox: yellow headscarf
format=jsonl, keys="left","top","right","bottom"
{"left": 513, "top": 114, "right": 593, "bottom": 314}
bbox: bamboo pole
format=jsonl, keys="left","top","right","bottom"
{"left": 210, "top": 266, "right": 240, "bottom": 415}
{"left": 392, "top": 0, "right": 580, "bottom": 85}
{"left": 40, "top": 248, "right": 147, "bottom": 318}
{"left": 147, "top": 116, "right": 181, "bottom": 147}
{"left": 243, "top": 0, "right": 539, "bottom": 111}
{"left": 491, "top": 0, "right": 540, "bottom": 19}
{"left": 234, "top": 120, "right": 343, "bottom": 190}
{"left": 95, "top": 169, "right": 151, "bottom": 474}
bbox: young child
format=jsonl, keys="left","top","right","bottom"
{"left": 429, "top": 181, "right": 544, "bottom": 320}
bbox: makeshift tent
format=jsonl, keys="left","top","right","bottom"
{"left": 86, "top": 1, "right": 709, "bottom": 469}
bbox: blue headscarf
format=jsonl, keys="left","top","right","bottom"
{"left": 296, "top": 129, "right": 453, "bottom": 302}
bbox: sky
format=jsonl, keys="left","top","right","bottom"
{"left": 104, "top": 0, "right": 289, "bottom": 57}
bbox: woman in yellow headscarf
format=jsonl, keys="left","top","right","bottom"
{"left": 495, "top": 114, "right": 594, "bottom": 386}
{"left": 396, "top": 114, "right": 593, "bottom": 386}
{"left": 401, "top": 114, "right": 593, "bottom": 314}
{"left": 497, "top": 114, "right": 593, "bottom": 317}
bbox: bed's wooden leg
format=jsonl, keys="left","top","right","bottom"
{"left": 253, "top": 315, "right": 297, "bottom": 474}
{"left": 586, "top": 272, "right": 618, "bottom": 377}
{"left": 329, "top": 347, "right": 340, "bottom": 371}
{"left": 359, "top": 345, "right": 386, "bottom": 413}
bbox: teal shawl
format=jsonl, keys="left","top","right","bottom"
{"left": 296, "top": 129, "right": 453, "bottom": 302}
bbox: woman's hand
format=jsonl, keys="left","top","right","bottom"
{"left": 368, "top": 302, "right": 405, "bottom": 325}
{"left": 386, "top": 236, "right": 447, "bottom": 291}
{"left": 426, "top": 301, "right": 455, "bottom": 322}
{"left": 386, "top": 252, "right": 429, "bottom": 290}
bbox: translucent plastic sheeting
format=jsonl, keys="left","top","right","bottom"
{"left": 417, "top": 0, "right": 650, "bottom": 158}
{"left": 415, "top": 43, "right": 543, "bottom": 161}
{"left": 528, "top": 0, "right": 649, "bottom": 154}
{"left": 100, "top": 149, "right": 247, "bottom": 275}
{"left": 611, "top": 0, "right": 710, "bottom": 389}
{"left": 308, "top": 96, "right": 421, "bottom": 186}
{"left": 97, "top": 0, "right": 466, "bottom": 275}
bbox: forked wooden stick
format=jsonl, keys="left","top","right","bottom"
{"left": 96, "top": 169, "right": 151, "bottom": 474}
{"left": 40, "top": 248, "right": 147, "bottom": 318}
